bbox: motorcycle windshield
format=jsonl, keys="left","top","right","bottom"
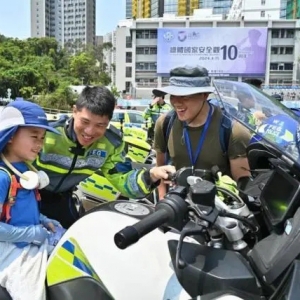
{"left": 212, "top": 80, "right": 300, "bottom": 167}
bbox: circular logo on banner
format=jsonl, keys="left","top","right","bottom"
{"left": 178, "top": 31, "right": 187, "bottom": 42}
{"left": 163, "top": 31, "right": 174, "bottom": 42}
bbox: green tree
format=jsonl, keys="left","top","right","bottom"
{"left": 0, "top": 33, "right": 115, "bottom": 108}
{"left": 36, "top": 81, "right": 76, "bottom": 110}
{"left": 69, "top": 52, "right": 96, "bottom": 84}
{"left": 110, "top": 85, "right": 121, "bottom": 98}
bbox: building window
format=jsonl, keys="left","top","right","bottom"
{"left": 136, "top": 62, "right": 156, "bottom": 71}
{"left": 271, "top": 47, "right": 278, "bottom": 54}
{"left": 126, "top": 52, "right": 132, "bottom": 63}
{"left": 149, "top": 30, "right": 157, "bottom": 39}
{"left": 136, "top": 30, "right": 157, "bottom": 39}
{"left": 286, "top": 47, "right": 294, "bottom": 55}
{"left": 136, "top": 47, "right": 157, "bottom": 55}
{"left": 270, "top": 63, "right": 278, "bottom": 70}
{"left": 286, "top": 29, "right": 294, "bottom": 38}
{"left": 150, "top": 47, "right": 157, "bottom": 54}
{"left": 126, "top": 36, "right": 132, "bottom": 48}
{"left": 272, "top": 29, "right": 279, "bottom": 38}
{"left": 284, "top": 63, "right": 293, "bottom": 70}
{"left": 126, "top": 67, "right": 132, "bottom": 77}
{"left": 261, "top": 11, "right": 265, "bottom": 17}
{"left": 125, "top": 81, "right": 131, "bottom": 92}
{"left": 280, "top": 47, "right": 285, "bottom": 54}
{"left": 261, "top": 0, "right": 265, "bottom": 5}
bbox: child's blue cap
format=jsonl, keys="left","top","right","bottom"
{"left": 0, "top": 100, "right": 59, "bottom": 153}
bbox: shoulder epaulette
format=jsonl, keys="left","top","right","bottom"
{"left": 105, "top": 124, "right": 123, "bottom": 148}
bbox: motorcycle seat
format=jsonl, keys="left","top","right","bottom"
{"left": 0, "top": 286, "right": 12, "bottom": 300}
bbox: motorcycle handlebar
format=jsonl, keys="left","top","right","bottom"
{"left": 114, "top": 208, "right": 171, "bottom": 249}
{"left": 114, "top": 191, "right": 189, "bottom": 249}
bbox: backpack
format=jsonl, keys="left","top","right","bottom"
{"left": 162, "top": 105, "right": 233, "bottom": 164}
{"left": 0, "top": 166, "right": 41, "bottom": 223}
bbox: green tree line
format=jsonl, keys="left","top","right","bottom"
{"left": 0, "top": 34, "right": 116, "bottom": 110}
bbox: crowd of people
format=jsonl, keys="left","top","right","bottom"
{"left": 0, "top": 66, "right": 298, "bottom": 299}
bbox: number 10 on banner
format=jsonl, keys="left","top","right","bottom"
{"left": 221, "top": 45, "right": 238, "bottom": 60}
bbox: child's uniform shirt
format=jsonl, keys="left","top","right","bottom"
{"left": 0, "top": 161, "right": 40, "bottom": 247}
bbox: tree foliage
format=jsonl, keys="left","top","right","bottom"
{"left": 0, "top": 35, "right": 115, "bottom": 109}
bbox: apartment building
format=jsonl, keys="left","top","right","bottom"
{"left": 127, "top": 0, "right": 233, "bottom": 18}
{"left": 228, "top": 0, "right": 286, "bottom": 20}
{"left": 30, "top": 0, "right": 96, "bottom": 48}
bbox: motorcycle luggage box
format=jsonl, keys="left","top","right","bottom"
{"left": 168, "top": 241, "right": 262, "bottom": 298}
{"left": 248, "top": 207, "right": 300, "bottom": 284}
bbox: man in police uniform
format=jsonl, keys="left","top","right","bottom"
{"left": 35, "top": 86, "right": 175, "bottom": 228}
{"left": 143, "top": 91, "right": 171, "bottom": 142}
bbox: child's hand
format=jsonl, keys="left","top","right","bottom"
{"left": 40, "top": 213, "right": 61, "bottom": 232}
{"left": 44, "top": 219, "right": 62, "bottom": 232}
{"left": 47, "top": 222, "right": 57, "bottom": 233}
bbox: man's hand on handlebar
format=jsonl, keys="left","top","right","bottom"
{"left": 149, "top": 165, "right": 176, "bottom": 183}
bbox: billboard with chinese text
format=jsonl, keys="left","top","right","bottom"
{"left": 157, "top": 27, "right": 268, "bottom": 77}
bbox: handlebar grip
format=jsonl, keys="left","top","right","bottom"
{"left": 114, "top": 209, "right": 170, "bottom": 249}
{"left": 167, "top": 171, "right": 176, "bottom": 181}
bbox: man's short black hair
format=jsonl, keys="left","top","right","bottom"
{"left": 243, "top": 79, "right": 263, "bottom": 88}
{"left": 76, "top": 86, "right": 116, "bottom": 120}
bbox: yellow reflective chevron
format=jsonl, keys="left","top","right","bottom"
{"left": 47, "top": 237, "right": 99, "bottom": 285}
{"left": 112, "top": 121, "right": 148, "bottom": 141}
{"left": 47, "top": 237, "right": 114, "bottom": 298}
{"left": 79, "top": 173, "right": 121, "bottom": 202}
{"left": 124, "top": 137, "right": 151, "bottom": 163}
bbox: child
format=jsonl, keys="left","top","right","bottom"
{"left": 0, "top": 100, "right": 65, "bottom": 300}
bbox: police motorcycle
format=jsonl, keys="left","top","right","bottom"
{"left": 2, "top": 81, "right": 300, "bottom": 300}
{"left": 50, "top": 81, "right": 300, "bottom": 300}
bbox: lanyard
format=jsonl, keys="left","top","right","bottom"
{"left": 183, "top": 104, "right": 213, "bottom": 172}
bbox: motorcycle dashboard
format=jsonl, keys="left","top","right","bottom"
{"left": 260, "top": 165, "right": 300, "bottom": 228}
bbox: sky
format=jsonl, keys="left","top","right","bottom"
{"left": 0, "top": 0, "right": 125, "bottom": 39}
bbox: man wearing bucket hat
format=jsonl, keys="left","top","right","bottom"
{"left": 153, "top": 66, "right": 251, "bottom": 199}
{"left": 0, "top": 100, "right": 65, "bottom": 300}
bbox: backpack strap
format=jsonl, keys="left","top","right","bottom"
{"left": 219, "top": 112, "right": 233, "bottom": 156}
{"left": 162, "top": 107, "right": 232, "bottom": 164}
{"left": 162, "top": 110, "right": 177, "bottom": 164}
{"left": 0, "top": 167, "right": 21, "bottom": 223}
{"left": 0, "top": 166, "right": 41, "bottom": 223}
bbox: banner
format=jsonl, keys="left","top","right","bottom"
{"left": 157, "top": 27, "right": 268, "bottom": 76}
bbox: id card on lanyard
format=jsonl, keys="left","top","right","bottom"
{"left": 183, "top": 104, "right": 213, "bottom": 173}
